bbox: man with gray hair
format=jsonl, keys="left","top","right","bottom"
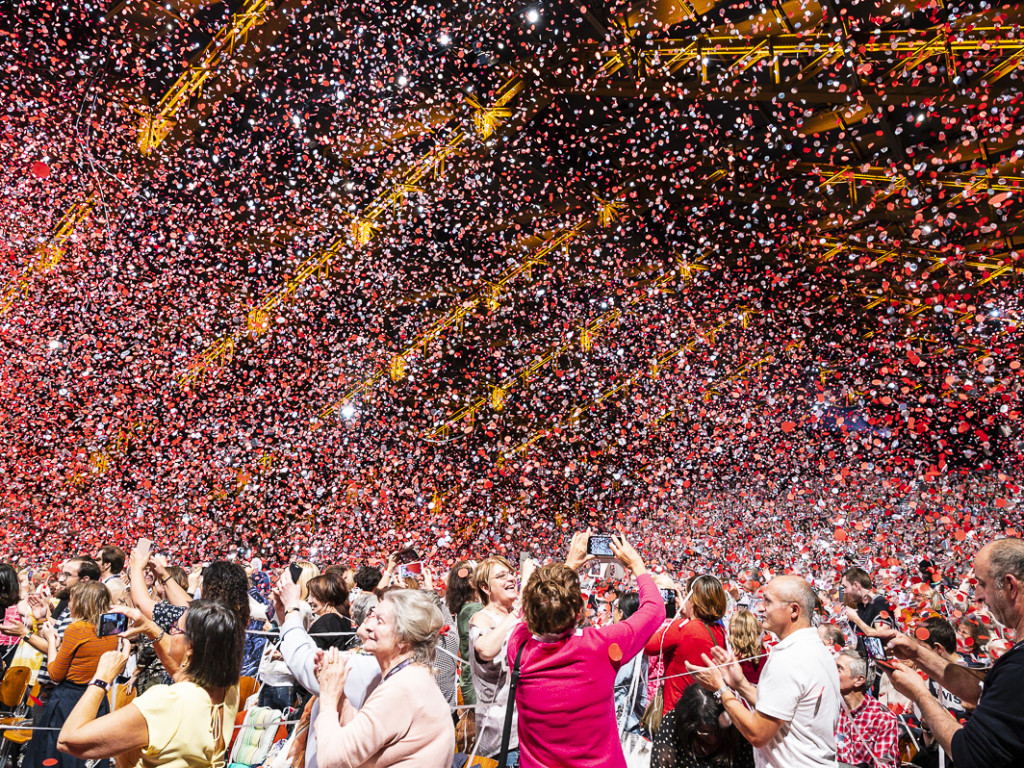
{"left": 688, "top": 574, "right": 842, "bottom": 767}
{"left": 834, "top": 650, "right": 898, "bottom": 767}
{"left": 884, "top": 537, "right": 1024, "bottom": 768}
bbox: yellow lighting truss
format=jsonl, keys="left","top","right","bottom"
{"left": 499, "top": 314, "right": 744, "bottom": 465}
{"left": 605, "top": 28, "right": 1024, "bottom": 88}
{"left": 137, "top": 0, "right": 272, "bottom": 154}
{"left": 0, "top": 197, "right": 95, "bottom": 315}
{"left": 66, "top": 420, "right": 152, "bottom": 486}
{"left": 424, "top": 261, "right": 701, "bottom": 441}
{"left": 314, "top": 208, "right": 596, "bottom": 423}
{"left": 179, "top": 75, "right": 526, "bottom": 388}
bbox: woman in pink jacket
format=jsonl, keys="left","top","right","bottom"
{"left": 508, "top": 533, "right": 665, "bottom": 768}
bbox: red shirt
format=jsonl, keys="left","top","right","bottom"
{"left": 836, "top": 694, "right": 899, "bottom": 767}
{"left": 644, "top": 616, "right": 726, "bottom": 713}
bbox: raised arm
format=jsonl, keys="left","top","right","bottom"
{"left": 57, "top": 647, "right": 149, "bottom": 759}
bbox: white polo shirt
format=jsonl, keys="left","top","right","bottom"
{"left": 754, "top": 626, "right": 842, "bottom": 768}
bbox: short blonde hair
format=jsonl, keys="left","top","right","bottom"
{"left": 70, "top": 581, "right": 110, "bottom": 633}
{"left": 472, "top": 556, "right": 513, "bottom": 605}
{"left": 384, "top": 590, "right": 443, "bottom": 665}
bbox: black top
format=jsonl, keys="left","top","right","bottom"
{"left": 857, "top": 594, "right": 893, "bottom": 628}
{"left": 308, "top": 612, "right": 355, "bottom": 651}
{"left": 950, "top": 641, "right": 1024, "bottom": 768}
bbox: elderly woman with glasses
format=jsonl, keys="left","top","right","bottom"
{"left": 314, "top": 589, "right": 455, "bottom": 768}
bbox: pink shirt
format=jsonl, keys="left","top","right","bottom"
{"left": 316, "top": 662, "right": 454, "bottom": 768}
{"left": 507, "top": 573, "right": 664, "bottom": 768}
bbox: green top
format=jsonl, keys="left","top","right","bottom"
{"left": 457, "top": 601, "right": 484, "bottom": 705}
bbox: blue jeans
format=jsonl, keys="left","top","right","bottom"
{"left": 258, "top": 683, "right": 293, "bottom": 711}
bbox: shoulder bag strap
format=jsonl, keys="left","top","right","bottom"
{"left": 700, "top": 620, "right": 720, "bottom": 648}
{"left": 497, "top": 642, "right": 527, "bottom": 767}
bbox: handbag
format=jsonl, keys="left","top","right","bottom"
{"left": 619, "top": 658, "right": 652, "bottom": 768}
{"left": 641, "top": 618, "right": 680, "bottom": 736}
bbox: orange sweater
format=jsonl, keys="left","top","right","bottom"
{"left": 49, "top": 620, "right": 119, "bottom": 684}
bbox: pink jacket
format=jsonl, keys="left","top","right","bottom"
{"left": 507, "top": 573, "right": 664, "bottom": 768}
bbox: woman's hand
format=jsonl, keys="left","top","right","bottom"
{"left": 94, "top": 646, "right": 131, "bottom": 684}
{"left": 28, "top": 593, "right": 50, "bottom": 621}
{"left": 149, "top": 554, "right": 170, "bottom": 580}
{"left": 565, "top": 531, "right": 596, "bottom": 571}
{"left": 39, "top": 619, "right": 57, "bottom": 641}
{"left": 109, "top": 605, "right": 158, "bottom": 640}
{"left": 316, "top": 648, "right": 351, "bottom": 710}
{"left": 610, "top": 535, "right": 646, "bottom": 575}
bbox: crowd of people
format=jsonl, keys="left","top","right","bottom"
{"left": 1, "top": 528, "right": 1022, "bottom": 768}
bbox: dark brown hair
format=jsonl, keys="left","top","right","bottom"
{"left": 308, "top": 571, "right": 350, "bottom": 614}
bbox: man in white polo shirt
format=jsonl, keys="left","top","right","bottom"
{"left": 688, "top": 575, "right": 842, "bottom": 767}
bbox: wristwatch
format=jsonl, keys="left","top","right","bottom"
{"left": 713, "top": 685, "right": 732, "bottom": 703}
{"left": 89, "top": 678, "right": 112, "bottom": 692}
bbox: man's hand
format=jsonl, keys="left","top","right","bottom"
{"left": 885, "top": 659, "right": 931, "bottom": 701}
{"left": 565, "top": 530, "right": 596, "bottom": 571}
{"left": 708, "top": 646, "right": 747, "bottom": 689}
{"left": 881, "top": 630, "right": 921, "bottom": 661}
{"left": 687, "top": 652, "right": 726, "bottom": 692}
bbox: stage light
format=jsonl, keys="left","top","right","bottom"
{"left": 525, "top": 8, "right": 540, "bottom": 23}
{"left": 341, "top": 404, "right": 356, "bottom": 419}
{"left": 398, "top": 74, "right": 408, "bottom": 86}
{"left": 48, "top": 339, "right": 62, "bottom": 350}
{"left": 438, "top": 32, "right": 451, "bottom": 45}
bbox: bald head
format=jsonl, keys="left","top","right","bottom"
{"left": 770, "top": 575, "right": 817, "bottom": 618}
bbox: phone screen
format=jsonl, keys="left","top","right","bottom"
{"left": 659, "top": 588, "right": 675, "bottom": 602}
{"left": 587, "top": 535, "right": 614, "bottom": 557}
{"left": 289, "top": 563, "right": 304, "bottom": 583}
{"left": 98, "top": 612, "right": 129, "bottom": 638}
{"left": 864, "top": 636, "right": 886, "bottom": 661}
{"left": 398, "top": 561, "right": 423, "bottom": 579}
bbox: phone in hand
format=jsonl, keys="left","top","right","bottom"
{"left": 864, "top": 636, "right": 896, "bottom": 670}
{"left": 398, "top": 561, "right": 423, "bottom": 580}
{"left": 659, "top": 588, "right": 676, "bottom": 603}
{"left": 586, "top": 534, "right": 614, "bottom": 557}
{"left": 288, "top": 563, "right": 304, "bottom": 584}
{"left": 98, "top": 612, "right": 129, "bottom": 638}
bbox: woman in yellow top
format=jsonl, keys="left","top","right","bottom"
{"left": 57, "top": 600, "right": 244, "bottom": 768}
